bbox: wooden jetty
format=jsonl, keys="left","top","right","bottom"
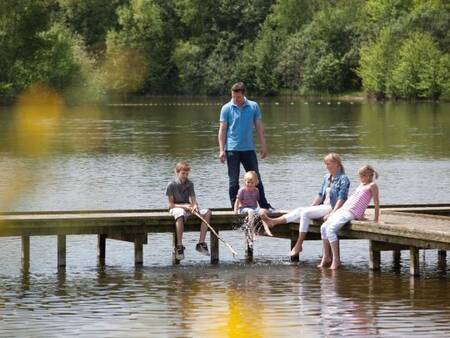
{"left": 0, "top": 204, "right": 449, "bottom": 276}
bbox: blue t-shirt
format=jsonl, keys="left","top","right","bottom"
{"left": 219, "top": 98, "right": 262, "bottom": 151}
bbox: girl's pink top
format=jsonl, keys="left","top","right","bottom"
{"left": 237, "top": 187, "right": 259, "bottom": 208}
{"left": 342, "top": 183, "right": 372, "bottom": 220}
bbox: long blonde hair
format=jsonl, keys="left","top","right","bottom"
{"left": 358, "top": 165, "right": 378, "bottom": 182}
{"left": 324, "top": 153, "right": 345, "bottom": 173}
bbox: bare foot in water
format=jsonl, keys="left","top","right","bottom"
{"left": 330, "top": 261, "right": 342, "bottom": 270}
{"left": 289, "top": 243, "right": 303, "bottom": 257}
{"left": 317, "top": 257, "right": 332, "bottom": 268}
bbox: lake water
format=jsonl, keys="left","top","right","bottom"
{"left": 0, "top": 96, "right": 449, "bottom": 337}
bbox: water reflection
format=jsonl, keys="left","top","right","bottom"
{"left": 1, "top": 99, "right": 449, "bottom": 158}
{"left": 2, "top": 264, "right": 449, "bottom": 336}
{"left": 1, "top": 98, "right": 450, "bottom": 336}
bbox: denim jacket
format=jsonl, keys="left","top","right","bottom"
{"left": 318, "top": 170, "right": 350, "bottom": 208}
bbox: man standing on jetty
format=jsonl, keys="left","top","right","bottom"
{"left": 218, "top": 82, "right": 274, "bottom": 211}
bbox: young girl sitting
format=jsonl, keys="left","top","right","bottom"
{"left": 234, "top": 171, "right": 272, "bottom": 239}
{"left": 318, "top": 165, "right": 380, "bottom": 270}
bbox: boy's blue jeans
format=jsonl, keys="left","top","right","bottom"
{"left": 226, "top": 150, "right": 270, "bottom": 209}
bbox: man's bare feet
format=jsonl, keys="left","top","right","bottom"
{"left": 317, "top": 257, "right": 332, "bottom": 268}
{"left": 330, "top": 261, "right": 342, "bottom": 270}
{"left": 289, "top": 243, "right": 303, "bottom": 257}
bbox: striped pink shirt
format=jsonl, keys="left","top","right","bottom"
{"left": 342, "top": 184, "right": 372, "bottom": 220}
{"left": 237, "top": 187, "right": 259, "bottom": 208}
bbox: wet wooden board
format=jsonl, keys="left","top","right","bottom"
{"left": 0, "top": 206, "right": 449, "bottom": 250}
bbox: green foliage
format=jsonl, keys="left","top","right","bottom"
{"left": 275, "top": 2, "right": 362, "bottom": 94}
{"left": 13, "top": 24, "right": 80, "bottom": 91}
{"left": 358, "top": 29, "right": 397, "bottom": 97}
{"left": 171, "top": 41, "right": 204, "bottom": 92}
{"left": 57, "top": 0, "right": 126, "bottom": 52}
{"left": 389, "top": 33, "right": 445, "bottom": 99}
{"left": 102, "top": 0, "right": 164, "bottom": 94}
{"left": 1, "top": 0, "right": 449, "bottom": 101}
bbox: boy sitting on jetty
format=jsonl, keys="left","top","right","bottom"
{"left": 166, "top": 160, "right": 211, "bottom": 261}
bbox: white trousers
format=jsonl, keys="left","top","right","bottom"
{"left": 320, "top": 209, "right": 354, "bottom": 243}
{"left": 284, "top": 204, "right": 332, "bottom": 233}
{"left": 169, "top": 208, "right": 209, "bottom": 221}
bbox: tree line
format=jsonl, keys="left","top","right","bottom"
{"left": 0, "top": 0, "right": 449, "bottom": 103}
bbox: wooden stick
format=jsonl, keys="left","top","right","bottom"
{"left": 193, "top": 210, "right": 238, "bottom": 257}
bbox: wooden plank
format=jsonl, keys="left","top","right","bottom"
{"left": 1, "top": 204, "right": 448, "bottom": 216}
{"left": 1, "top": 207, "right": 450, "bottom": 269}
{"left": 370, "top": 241, "right": 409, "bottom": 251}
{"left": 108, "top": 233, "right": 148, "bottom": 244}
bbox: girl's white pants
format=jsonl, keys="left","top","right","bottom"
{"left": 320, "top": 209, "right": 354, "bottom": 243}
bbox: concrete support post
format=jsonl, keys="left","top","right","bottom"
{"left": 437, "top": 250, "right": 447, "bottom": 270}
{"left": 393, "top": 250, "right": 401, "bottom": 268}
{"left": 97, "top": 234, "right": 106, "bottom": 266}
{"left": 245, "top": 240, "right": 253, "bottom": 263}
{"left": 21, "top": 235, "right": 30, "bottom": 269}
{"left": 172, "top": 232, "right": 180, "bottom": 265}
{"left": 409, "top": 247, "right": 420, "bottom": 276}
{"left": 210, "top": 227, "right": 219, "bottom": 265}
{"left": 57, "top": 235, "right": 66, "bottom": 267}
{"left": 134, "top": 235, "right": 144, "bottom": 266}
{"left": 369, "top": 241, "right": 381, "bottom": 270}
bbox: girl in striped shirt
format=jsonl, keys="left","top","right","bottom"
{"left": 234, "top": 171, "right": 271, "bottom": 238}
{"left": 318, "top": 165, "right": 380, "bottom": 270}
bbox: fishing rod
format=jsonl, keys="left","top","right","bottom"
{"left": 192, "top": 210, "right": 238, "bottom": 257}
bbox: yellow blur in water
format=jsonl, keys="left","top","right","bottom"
{"left": 222, "top": 289, "right": 265, "bottom": 338}
{"left": 197, "top": 289, "right": 266, "bottom": 338}
{"left": 14, "top": 84, "right": 63, "bottom": 156}
{"left": 0, "top": 84, "right": 63, "bottom": 212}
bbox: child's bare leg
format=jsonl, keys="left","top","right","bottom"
{"left": 330, "top": 239, "right": 341, "bottom": 269}
{"left": 175, "top": 217, "right": 184, "bottom": 246}
{"left": 258, "top": 209, "right": 273, "bottom": 236}
{"left": 260, "top": 212, "right": 287, "bottom": 228}
{"left": 199, "top": 209, "right": 211, "bottom": 243}
{"left": 317, "top": 239, "right": 332, "bottom": 267}
{"left": 198, "top": 209, "right": 211, "bottom": 243}
{"left": 290, "top": 232, "right": 307, "bottom": 256}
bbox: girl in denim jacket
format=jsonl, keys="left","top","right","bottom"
{"left": 261, "top": 153, "right": 350, "bottom": 257}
